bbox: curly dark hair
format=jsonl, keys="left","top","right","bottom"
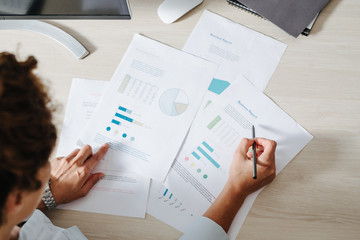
{"left": 0, "top": 52, "right": 57, "bottom": 225}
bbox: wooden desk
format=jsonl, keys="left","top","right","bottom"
{"left": 1, "top": 0, "right": 359, "bottom": 239}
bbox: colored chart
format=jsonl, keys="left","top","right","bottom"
{"left": 118, "top": 74, "right": 159, "bottom": 105}
{"left": 195, "top": 141, "right": 220, "bottom": 169}
{"left": 184, "top": 141, "right": 222, "bottom": 179}
{"left": 159, "top": 186, "right": 188, "bottom": 211}
{"left": 208, "top": 78, "right": 231, "bottom": 95}
{"left": 159, "top": 88, "right": 189, "bottom": 116}
{"left": 106, "top": 105, "right": 141, "bottom": 142}
{"left": 111, "top": 105, "right": 143, "bottom": 127}
{"left": 184, "top": 140, "right": 223, "bottom": 180}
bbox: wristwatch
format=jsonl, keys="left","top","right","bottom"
{"left": 41, "top": 181, "right": 57, "bottom": 210}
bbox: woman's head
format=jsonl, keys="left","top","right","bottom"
{"left": 0, "top": 52, "right": 57, "bottom": 225}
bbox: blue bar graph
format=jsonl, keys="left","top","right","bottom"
{"left": 111, "top": 119, "right": 120, "bottom": 125}
{"left": 169, "top": 193, "right": 173, "bottom": 199}
{"left": 202, "top": 141, "right": 214, "bottom": 152}
{"left": 163, "top": 189, "right": 168, "bottom": 197}
{"left": 192, "top": 151, "right": 200, "bottom": 160}
{"left": 197, "top": 146, "right": 220, "bottom": 168}
{"left": 115, "top": 113, "right": 133, "bottom": 123}
{"left": 119, "top": 106, "right": 133, "bottom": 114}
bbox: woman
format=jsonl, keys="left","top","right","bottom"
{"left": 0, "top": 52, "right": 277, "bottom": 240}
{"left": 0, "top": 52, "right": 108, "bottom": 240}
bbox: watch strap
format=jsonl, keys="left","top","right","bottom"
{"left": 41, "top": 181, "right": 57, "bottom": 210}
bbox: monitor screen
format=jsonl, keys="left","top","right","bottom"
{"left": 0, "top": 0, "right": 131, "bottom": 19}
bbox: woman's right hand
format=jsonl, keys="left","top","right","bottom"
{"left": 227, "top": 138, "right": 277, "bottom": 197}
{"left": 203, "top": 138, "right": 277, "bottom": 232}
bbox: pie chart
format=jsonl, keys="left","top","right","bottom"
{"left": 159, "top": 88, "right": 189, "bottom": 116}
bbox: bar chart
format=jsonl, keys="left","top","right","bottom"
{"left": 195, "top": 141, "right": 220, "bottom": 169}
{"left": 147, "top": 180, "right": 198, "bottom": 233}
{"left": 158, "top": 185, "right": 188, "bottom": 212}
{"left": 106, "top": 105, "right": 145, "bottom": 142}
{"left": 110, "top": 105, "right": 144, "bottom": 127}
{"left": 185, "top": 140, "right": 223, "bottom": 180}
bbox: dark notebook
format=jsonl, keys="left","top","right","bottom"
{"left": 227, "top": 0, "right": 329, "bottom": 37}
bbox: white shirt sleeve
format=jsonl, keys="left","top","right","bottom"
{"left": 179, "top": 216, "right": 229, "bottom": 240}
{"left": 19, "top": 210, "right": 87, "bottom": 240}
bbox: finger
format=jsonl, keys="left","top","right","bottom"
{"left": 75, "top": 145, "right": 93, "bottom": 165}
{"left": 80, "top": 173, "right": 104, "bottom": 197}
{"left": 254, "top": 144, "right": 264, "bottom": 152}
{"left": 255, "top": 138, "right": 277, "bottom": 155}
{"left": 246, "top": 148, "right": 264, "bottom": 159}
{"left": 84, "top": 143, "right": 109, "bottom": 172}
{"left": 236, "top": 138, "right": 254, "bottom": 159}
{"left": 64, "top": 148, "right": 81, "bottom": 162}
{"left": 247, "top": 143, "right": 264, "bottom": 155}
{"left": 255, "top": 138, "right": 277, "bottom": 163}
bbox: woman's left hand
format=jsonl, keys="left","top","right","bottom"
{"left": 48, "top": 143, "right": 109, "bottom": 205}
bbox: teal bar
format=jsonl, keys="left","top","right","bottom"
{"left": 119, "top": 106, "right": 132, "bottom": 114}
{"left": 192, "top": 151, "right": 200, "bottom": 160}
{"left": 115, "top": 113, "right": 133, "bottom": 123}
{"left": 111, "top": 119, "right": 120, "bottom": 125}
{"left": 202, "top": 141, "right": 214, "bottom": 152}
{"left": 197, "top": 146, "right": 220, "bottom": 168}
{"left": 119, "top": 106, "right": 127, "bottom": 112}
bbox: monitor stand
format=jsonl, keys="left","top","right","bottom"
{"left": 0, "top": 20, "right": 89, "bottom": 59}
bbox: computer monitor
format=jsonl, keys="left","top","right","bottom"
{"left": 0, "top": 0, "right": 131, "bottom": 19}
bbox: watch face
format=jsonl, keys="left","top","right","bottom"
{"left": 0, "top": 0, "right": 131, "bottom": 19}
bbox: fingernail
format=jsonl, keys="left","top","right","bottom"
{"left": 100, "top": 173, "right": 105, "bottom": 179}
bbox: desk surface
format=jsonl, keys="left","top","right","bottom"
{"left": 1, "top": 0, "right": 359, "bottom": 239}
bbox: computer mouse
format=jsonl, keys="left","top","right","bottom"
{"left": 158, "top": 0, "right": 203, "bottom": 24}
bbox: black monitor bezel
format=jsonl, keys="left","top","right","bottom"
{"left": 0, "top": 0, "right": 131, "bottom": 20}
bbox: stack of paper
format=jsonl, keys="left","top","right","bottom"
{"left": 57, "top": 11, "right": 312, "bottom": 239}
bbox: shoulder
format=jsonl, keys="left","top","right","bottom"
{"left": 19, "top": 210, "right": 88, "bottom": 240}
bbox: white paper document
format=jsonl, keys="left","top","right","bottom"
{"left": 183, "top": 10, "right": 287, "bottom": 92}
{"left": 146, "top": 180, "right": 197, "bottom": 233}
{"left": 78, "top": 34, "right": 218, "bottom": 181}
{"left": 57, "top": 78, "right": 150, "bottom": 218}
{"left": 56, "top": 79, "right": 109, "bottom": 157}
{"left": 148, "top": 75, "right": 313, "bottom": 239}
